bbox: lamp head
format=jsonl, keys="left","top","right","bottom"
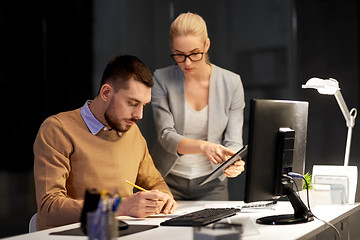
{"left": 302, "top": 77, "right": 340, "bottom": 95}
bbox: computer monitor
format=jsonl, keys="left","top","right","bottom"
{"left": 244, "top": 99, "right": 314, "bottom": 225}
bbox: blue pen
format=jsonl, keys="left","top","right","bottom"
{"left": 112, "top": 197, "right": 121, "bottom": 212}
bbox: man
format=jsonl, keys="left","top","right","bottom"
{"left": 34, "top": 55, "right": 177, "bottom": 230}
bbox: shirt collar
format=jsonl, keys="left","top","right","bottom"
{"left": 80, "top": 100, "right": 105, "bottom": 135}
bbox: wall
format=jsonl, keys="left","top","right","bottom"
{"left": 0, "top": 0, "right": 359, "bottom": 237}
{"left": 0, "top": 1, "right": 93, "bottom": 237}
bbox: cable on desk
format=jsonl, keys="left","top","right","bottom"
{"left": 288, "top": 172, "right": 342, "bottom": 240}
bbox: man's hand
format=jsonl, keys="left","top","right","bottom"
{"left": 117, "top": 190, "right": 177, "bottom": 218}
{"left": 224, "top": 159, "right": 245, "bottom": 178}
{"left": 155, "top": 190, "right": 177, "bottom": 214}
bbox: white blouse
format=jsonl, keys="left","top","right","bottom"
{"left": 170, "top": 101, "right": 213, "bottom": 179}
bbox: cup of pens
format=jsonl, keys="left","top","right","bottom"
{"left": 87, "top": 211, "right": 118, "bottom": 240}
{"left": 86, "top": 192, "right": 121, "bottom": 240}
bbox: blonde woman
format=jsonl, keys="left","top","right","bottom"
{"left": 151, "top": 12, "right": 245, "bottom": 200}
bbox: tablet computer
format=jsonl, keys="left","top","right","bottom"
{"left": 198, "top": 145, "right": 248, "bottom": 186}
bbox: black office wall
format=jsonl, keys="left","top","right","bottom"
{"left": 295, "top": 0, "right": 360, "bottom": 195}
{"left": 1, "top": 2, "right": 93, "bottom": 171}
{"left": 0, "top": 1, "right": 93, "bottom": 237}
{"left": 1, "top": 2, "right": 43, "bottom": 171}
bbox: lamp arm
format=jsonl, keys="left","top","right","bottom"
{"left": 334, "top": 90, "right": 357, "bottom": 166}
{"left": 334, "top": 90, "right": 351, "bottom": 125}
{"left": 344, "top": 125, "right": 353, "bottom": 166}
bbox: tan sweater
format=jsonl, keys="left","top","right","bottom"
{"left": 34, "top": 108, "right": 171, "bottom": 230}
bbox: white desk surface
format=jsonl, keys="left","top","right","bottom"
{"left": 5, "top": 200, "right": 360, "bottom": 240}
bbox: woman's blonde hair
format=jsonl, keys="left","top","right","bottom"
{"left": 169, "top": 12, "right": 209, "bottom": 49}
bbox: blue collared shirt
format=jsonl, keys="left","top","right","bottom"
{"left": 80, "top": 100, "right": 105, "bottom": 135}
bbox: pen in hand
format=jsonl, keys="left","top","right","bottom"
{"left": 124, "top": 180, "right": 171, "bottom": 215}
{"left": 124, "top": 180, "right": 149, "bottom": 192}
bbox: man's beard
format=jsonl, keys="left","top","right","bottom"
{"left": 104, "top": 99, "right": 137, "bottom": 133}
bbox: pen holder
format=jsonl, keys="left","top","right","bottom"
{"left": 87, "top": 211, "right": 118, "bottom": 240}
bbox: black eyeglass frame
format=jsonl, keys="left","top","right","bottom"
{"left": 170, "top": 52, "right": 205, "bottom": 63}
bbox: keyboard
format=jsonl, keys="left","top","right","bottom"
{"left": 160, "top": 208, "right": 241, "bottom": 227}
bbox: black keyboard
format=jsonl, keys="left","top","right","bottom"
{"left": 160, "top": 208, "right": 241, "bottom": 227}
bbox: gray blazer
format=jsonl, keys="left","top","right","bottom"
{"left": 150, "top": 64, "right": 245, "bottom": 177}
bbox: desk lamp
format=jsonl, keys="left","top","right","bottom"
{"left": 302, "top": 77, "right": 358, "bottom": 204}
{"left": 302, "top": 77, "right": 357, "bottom": 166}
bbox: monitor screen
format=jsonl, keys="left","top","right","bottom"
{"left": 244, "top": 99, "right": 313, "bottom": 224}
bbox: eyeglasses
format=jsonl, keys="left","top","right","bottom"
{"left": 170, "top": 52, "right": 204, "bottom": 63}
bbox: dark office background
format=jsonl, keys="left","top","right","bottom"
{"left": 0, "top": 0, "right": 359, "bottom": 238}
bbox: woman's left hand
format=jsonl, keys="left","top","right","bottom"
{"left": 224, "top": 159, "right": 245, "bottom": 178}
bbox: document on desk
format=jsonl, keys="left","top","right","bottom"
{"left": 50, "top": 224, "right": 158, "bottom": 237}
{"left": 148, "top": 213, "right": 181, "bottom": 218}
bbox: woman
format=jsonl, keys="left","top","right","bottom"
{"left": 151, "top": 12, "right": 245, "bottom": 200}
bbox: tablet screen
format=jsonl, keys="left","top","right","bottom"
{"left": 198, "top": 145, "right": 248, "bottom": 186}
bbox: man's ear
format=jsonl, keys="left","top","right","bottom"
{"left": 99, "top": 83, "right": 113, "bottom": 102}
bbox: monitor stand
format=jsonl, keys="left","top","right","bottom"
{"left": 256, "top": 187, "right": 314, "bottom": 225}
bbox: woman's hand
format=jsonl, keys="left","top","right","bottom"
{"left": 177, "top": 139, "right": 241, "bottom": 167}
{"left": 199, "top": 142, "right": 236, "bottom": 164}
{"left": 224, "top": 159, "right": 245, "bottom": 178}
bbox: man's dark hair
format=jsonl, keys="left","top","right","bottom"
{"left": 100, "top": 55, "right": 153, "bottom": 92}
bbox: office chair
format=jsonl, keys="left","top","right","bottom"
{"left": 29, "top": 213, "right": 37, "bottom": 233}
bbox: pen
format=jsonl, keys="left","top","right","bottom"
{"left": 124, "top": 180, "right": 149, "bottom": 192}
{"left": 112, "top": 196, "right": 121, "bottom": 212}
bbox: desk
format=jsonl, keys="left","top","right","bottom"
{"left": 4, "top": 201, "right": 360, "bottom": 240}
